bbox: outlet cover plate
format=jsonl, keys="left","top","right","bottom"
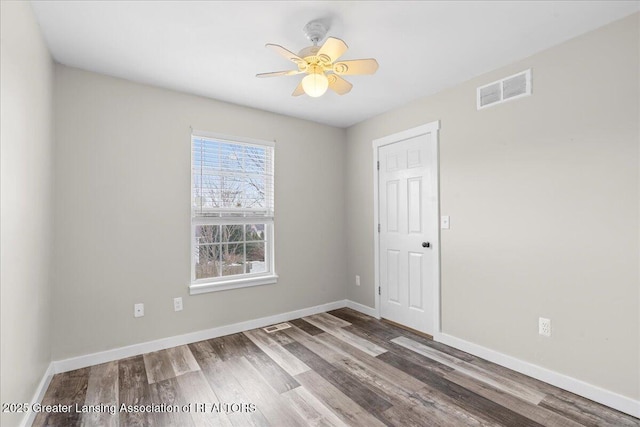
{"left": 174, "top": 297, "right": 183, "bottom": 312}
{"left": 539, "top": 317, "right": 551, "bottom": 337}
{"left": 134, "top": 303, "right": 144, "bottom": 318}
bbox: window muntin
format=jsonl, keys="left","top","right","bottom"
{"left": 190, "top": 132, "right": 275, "bottom": 292}
{"left": 194, "top": 223, "right": 268, "bottom": 280}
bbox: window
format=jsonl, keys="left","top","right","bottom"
{"left": 190, "top": 131, "right": 276, "bottom": 294}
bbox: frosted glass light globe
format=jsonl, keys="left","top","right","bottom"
{"left": 302, "top": 72, "right": 329, "bottom": 97}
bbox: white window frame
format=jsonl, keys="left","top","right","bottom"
{"left": 189, "top": 130, "right": 277, "bottom": 295}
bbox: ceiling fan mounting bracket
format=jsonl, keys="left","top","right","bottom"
{"left": 303, "top": 21, "right": 328, "bottom": 45}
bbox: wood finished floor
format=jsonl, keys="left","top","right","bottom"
{"left": 33, "top": 308, "right": 639, "bottom": 427}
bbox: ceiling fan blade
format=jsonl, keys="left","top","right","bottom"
{"left": 333, "top": 58, "right": 379, "bottom": 75}
{"left": 317, "top": 37, "right": 348, "bottom": 63}
{"left": 292, "top": 81, "right": 305, "bottom": 96}
{"left": 256, "top": 70, "right": 302, "bottom": 78}
{"left": 327, "top": 74, "right": 352, "bottom": 95}
{"left": 266, "top": 43, "right": 304, "bottom": 64}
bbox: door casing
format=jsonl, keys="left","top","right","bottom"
{"left": 373, "top": 121, "right": 441, "bottom": 336}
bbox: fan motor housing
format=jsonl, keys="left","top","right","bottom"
{"left": 298, "top": 45, "right": 332, "bottom": 71}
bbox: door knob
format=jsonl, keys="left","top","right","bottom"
{"left": 422, "top": 242, "right": 430, "bottom": 248}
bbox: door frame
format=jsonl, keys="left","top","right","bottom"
{"left": 372, "top": 120, "right": 441, "bottom": 337}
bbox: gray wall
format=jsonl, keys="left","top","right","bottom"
{"left": 346, "top": 14, "right": 639, "bottom": 400}
{"left": 0, "top": 2, "right": 54, "bottom": 426}
{"left": 52, "top": 66, "right": 347, "bottom": 360}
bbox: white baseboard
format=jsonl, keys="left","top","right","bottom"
{"left": 20, "top": 362, "right": 54, "bottom": 427}
{"left": 53, "top": 299, "right": 346, "bottom": 374}
{"left": 436, "top": 332, "right": 640, "bottom": 418}
{"left": 345, "top": 300, "right": 379, "bottom": 318}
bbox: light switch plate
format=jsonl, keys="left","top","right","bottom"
{"left": 441, "top": 216, "right": 450, "bottom": 229}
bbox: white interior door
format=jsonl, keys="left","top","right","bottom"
{"left": 376, "top": 123, "right": 439, "bottom": 335}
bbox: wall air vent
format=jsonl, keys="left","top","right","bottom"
{"left": 477, "top": 69, "right": 531, "bottom": 110}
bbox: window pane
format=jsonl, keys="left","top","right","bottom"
{"left": 192, "top": 136, "right": 274, "bottom": 217}
{"left": 222, "top": 244, "right": 244, "bottom": 276}
{"left": 245, "top": 146, "right": 266, "bottom": 173}
{"left": 221, "top": 225, "right": 244, "bottom": 242}
{"left": 245, "top": 224, "right": 265, "bottom": 241}
{"left": 195, "top": 225, "right": 220, "bottom": 244}
{"left": 195, "top": 244, "right": 220, "bottom": 279}
{"left": 244, "top": 177, "right": 265, "bottom": 209}
{"left": 221, "top": 143, "right": 243, "bottom": 172}
{"left": 246, "top": 242, "right": 266, "bottom": 274}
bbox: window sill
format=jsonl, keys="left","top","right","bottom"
{"left": 189, "top": 274, "right": 278, "bottom": 295}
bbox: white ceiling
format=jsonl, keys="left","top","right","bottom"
{"left": 31, "top": 1, "right": 639, "bottom": 128}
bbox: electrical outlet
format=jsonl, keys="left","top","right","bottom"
{"left": 441, "top": 215, "right": 450, "bottom": 229}
{"left": 174, "top": 297, "right": 183, "bottom": 312}
{"left": 134, "top": 303, "right": 144, "bottom": 318}
{"left": 539, "top": 317, "right": 551, "bottom": 337}
{"left": 355, "top": 275, "right": 360, "bottom": 286}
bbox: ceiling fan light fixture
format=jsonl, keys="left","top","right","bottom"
{"left": 301, "top": 71, "right": 329, "bottom": 97}
{"left": 259, "top": 20, "right": 378, "bottom": 98}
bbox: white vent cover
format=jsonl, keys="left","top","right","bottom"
{"left": 477, "top": 69, "right": 531, "bottom": 110}
{"left": 262, "top": 322, "right": 291, "bottom": 333}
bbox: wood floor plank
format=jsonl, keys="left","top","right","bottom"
{"left": 339, "top": 309, "right": 476, "bottom": 362}
{"left": 392, "top": 336, "right": 547, "bottom": 404}
{"left": 283, "top": 341, "right": 393, "bottom": 417}
{"left": 446, "top": 370, "right": 582, "bottom": 427}
{"left": 243, "top": 328, "right": 311, "bottom": 376}
{"left": 288, "top": 318, "right": 325, "bottom": 336}
{"left": 283, "top": 327, "right": 351, "bottom": 363}
{"left": 148, "top": 376, "right": 194, "bottom": 426}
{"left": 381, "top": 396, "right": 499, "bottom": 427}
{"left": 175, "top": 370, "right": 233, "bottom": 427}
{"left": 207, "top": 334, "right": 245, "bottom": 360}
{"left": 378, "top": 351, "right": 544, "bottom": 427}
{"left": 80, "top": 361, "right": 119, "bottom": 427}
{"left": 281, "top": 385, "right": 349, "bottom": 427}
{"left": 295, "top": 370, "right": 386, "bottom": 427}
{"left": 233, "top": 331, "right": 301, "bottom": 393}
{"left": 265, "top": 328, "right": 297, "bottom": 345}
{"left": 32, "top": 367, "right": 90, "bottom": 427}
{"left": 200, "top": 360, "right": 271, "bottom": 426}
{"left": 328, "top": 308, "right": 376, "bottom": 324}
{"left": 166, "top": 344, "right": 201, "bottom": 376}
{"left": 227, "top": 356, "right": 307, "bottom": 426}
{"left": 325, "top": 340, "right": 499, "bottom": 427}
{"left": 303, "top": 316, "right": 387, "bottom": 357}
{"left": 118, "top": 355, "right": 154, "bottom": 427}
{"left": 189, "top": 339, "right": 224, "bottom": 367}
{"left": 143, "top": 349, "right": 176, "bottom": 384}
{"left": 539, "top": 391, "right": 640, "bottom": 427}
{"left": 304, "top": 312, "right": 352, "bottom": 329}
{"left": 314, "top": 332, "right": 426, "bottom": 393}
{"left": 330, "top": 357, "right": 465, "bottom": 427}
{"left": 344, "top": 323, "right": 454, "bottom": 374}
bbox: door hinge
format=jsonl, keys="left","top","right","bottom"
{"left": 377, "top": 161, "right": 380, "bottom": 170}
{"left": 378, "top": 223, "right": 381, "bottom": 232}
{"left": 378, "top": 286, "right": 381, "bottom": 296}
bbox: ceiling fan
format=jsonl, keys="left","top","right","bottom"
{"left": 257, "top": 21, "right": 379, "bottom": 98}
